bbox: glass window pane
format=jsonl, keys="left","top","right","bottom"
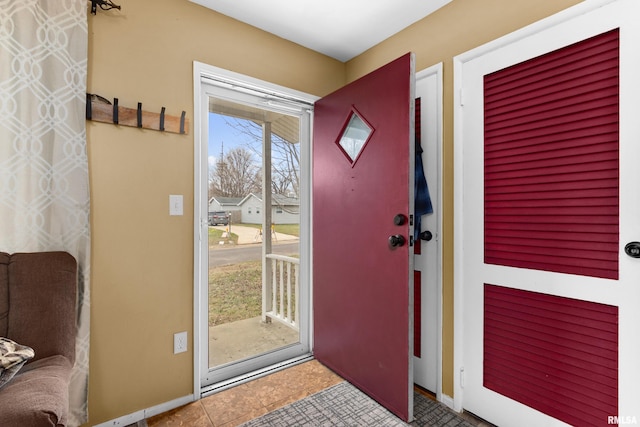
{"left": 338, "top": 112, "right": 372, "bottom": 162}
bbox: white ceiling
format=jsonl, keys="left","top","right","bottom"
{"left": 190, "top": 0, "right": 452, "bottom": 62}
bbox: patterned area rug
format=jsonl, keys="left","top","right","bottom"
{"left": 239, "top": 382, "right": 476, "bottom": 427}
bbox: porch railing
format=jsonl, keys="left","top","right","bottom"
{"left": 262, "top": 254, "right": 299, "bottom": 331}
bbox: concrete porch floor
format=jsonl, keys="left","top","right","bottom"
{"left": 209, "top": 316, "right": 299, "bottom": 367}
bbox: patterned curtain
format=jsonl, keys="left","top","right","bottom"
{"left": 0, "top": 1, "right": 90, "bottom": 425}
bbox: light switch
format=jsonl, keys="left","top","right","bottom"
{"left": 169, "top": 195, "right": 183, "bottom": 216}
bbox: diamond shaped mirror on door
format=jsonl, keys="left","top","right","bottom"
{"left": 336, "top": 109, "right": 374, "bottom": 166}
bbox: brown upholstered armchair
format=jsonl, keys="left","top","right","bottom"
{"left": 0, "top": 252, "right": 77, "bottom": 427}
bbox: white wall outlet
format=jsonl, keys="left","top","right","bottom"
{"left": 169, "top": 194, "right": 183, "bottom": 216}
{"left": 173, "top": 331, "right": 187, "bottom": 354}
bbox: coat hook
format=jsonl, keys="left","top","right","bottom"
{"left": 113, "top": 98, "right": 119, "bottom": 124}
{"left": 86, "top": 93, "right": 111, "bottom": 120}
{"left": 90, "top": 0, "right": 121, "bottom": 15}
{"left": 159, "top": 107, "right": 166, "bottom": 131}
{"left": 137, "top": 103, "right": 142, "bottom": 128}
{"left": 180, "top": 111, "right": 186, "bottom": 134}
{"left": 86, "top": 93, "right": 92, "bottom": 120}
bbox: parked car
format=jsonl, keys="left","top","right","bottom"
{"left": 208, "top": 211, "right": 229, "bottom": 226}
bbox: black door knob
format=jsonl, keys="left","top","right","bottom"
{"left": 625, "top": 242, "right": 640, "bottom": 258}
{"left": 389, "top": 234, "right": 406, "bottom": 248}
{"left": 419, "top": 230, "right": 433, "bottom": 241}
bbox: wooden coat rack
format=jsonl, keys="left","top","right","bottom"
{"left": 86, "top": 94, "right": 189, "bottom": 135}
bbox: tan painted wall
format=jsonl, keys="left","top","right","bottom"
{"left": 345, "top": 0, "right": 583, "bottom": 398}
{"left": 86, "top": 0, "right": 589, "bottom": 423}
{"left": 85, "top": 1, "right": 344, "bottom": 424}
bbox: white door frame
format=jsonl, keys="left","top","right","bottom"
{"left": 192, "top": 61, "right": 318, "bottom": 398}
{"left": 413, "top": 63, "right": 444, "bottom": 402}
{"left": 454, "top": 0, "right": 637, "bottom": 416}
{"left": 192, "top": 61, "right": 445, "bottom": 405}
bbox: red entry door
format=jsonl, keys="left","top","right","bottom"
{"left": 313, "top": 53, "right": 415, "bottom": 422}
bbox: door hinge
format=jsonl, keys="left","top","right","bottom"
{"left": 460, "top": 367, "right": 465, "bottom": 388}
{"left": 459, "top": 88, "right": 464, "bottom": 106}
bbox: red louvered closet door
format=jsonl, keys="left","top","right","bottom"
{"left": 458, "top": 2, "right": 640, "bottom": 426}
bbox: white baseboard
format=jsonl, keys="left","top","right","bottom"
{"left": 440, "top": 394, "right": 455, "bottom": 411}
{"left": 144, "top": 394, "right": 194, "bottom": 418}
{"left": 93, "top": 394, "right": 194, "bottom": 427}
{"left": 93, "top": 409, "right": 145, "bottom": 427}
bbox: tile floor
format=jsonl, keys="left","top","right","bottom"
{"left": 146, "top": 360, "right": 344, "bottom": 427}
{"left": 143, "top": 360, "right": 488, "bottom": 427}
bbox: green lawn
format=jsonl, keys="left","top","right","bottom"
{"left": 207, "top": 223, "right": 299, "bottom": 327}
{"left": 208, "top": 227, "right": 238, "bottom": 245}
{"left": 208, "top": 258, "right": 297, "bottom": 327}
{"left": 208, "top": 260, "right": 261, "bottom": 326}
{"left": 235, "top": 223, "right": 299, "bottom": 237}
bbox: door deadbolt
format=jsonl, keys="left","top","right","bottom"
{"left": 393, "top": 214, "right": 407, "bottom": 226}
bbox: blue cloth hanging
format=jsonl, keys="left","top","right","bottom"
{"left": 415, "top": 139, "right": 433, "bottom": 241}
